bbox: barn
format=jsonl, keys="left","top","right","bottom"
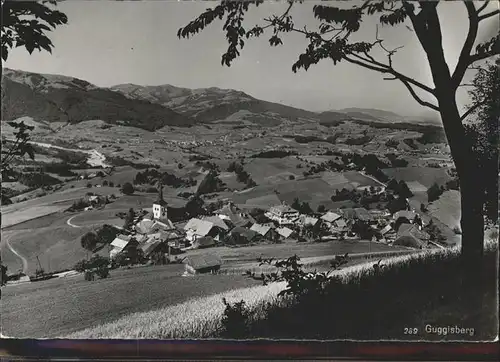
{"left": 184, "top": 253, "right": 222, "bottom": 275}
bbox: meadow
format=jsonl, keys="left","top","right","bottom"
{"left": 1, "top": 265, "right": 260, "bottom": 338}
{"left": 381, "top": 167, "right": 451, "bottom": 188}
{"left": 62, "top": 241, "right": 498, "bottom": 340}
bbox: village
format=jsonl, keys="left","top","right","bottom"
{"left": 93, "top": 178, "right": 444, "bottom": 278}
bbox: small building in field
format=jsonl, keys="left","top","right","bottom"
{"left": 250, "top": 223, "right": 279, "bottom": 241}
{"left": 184, "top": 253, "right": 222, "bottom": 275}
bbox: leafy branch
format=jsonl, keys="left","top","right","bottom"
{"left": 1, "top": 0, "right": 68, "bottom": 61}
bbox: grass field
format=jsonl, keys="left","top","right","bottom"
{"left": 182, "top": 240, "right": 406, "bottom": 265}
{"left": 61, "top": 242, "right": 498, "bottom": 340}
{"left": 1, "top": 265, "right": 260, "bottom": 338}
{"left": 381, "top": 167, "right": 451, "bottom": 188}
{"left": 428, "top": 190, "right": 461, "bottom": 231}
{"left": 1, "top": 224, "right": 97, "bottom": 275}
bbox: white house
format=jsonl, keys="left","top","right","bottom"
{"left": 265, "top": 202, "right": 300, "bottom": 225}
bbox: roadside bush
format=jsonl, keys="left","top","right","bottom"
{"left": 86, "top": 183, "right": 92, "bottom": 188}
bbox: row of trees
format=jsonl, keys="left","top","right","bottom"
{"left": 80, "top": 224, "right": 122, "bottom": 251}
{"left": 227, "top": 162, "right": 257, "bottom": 188}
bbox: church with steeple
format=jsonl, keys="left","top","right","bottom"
{"left": 137, "top": 180, "right": 175, "bottom": 232}
{"left": 152, "top": 180, "right": 168, "bottom": 220}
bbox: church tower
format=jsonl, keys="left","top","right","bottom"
{"left": 152, "top": 180, "right": 168, "bottom": 219}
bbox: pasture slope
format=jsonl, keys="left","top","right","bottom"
{"left": 1, "top": 240, "right": 409, "bottom": 338}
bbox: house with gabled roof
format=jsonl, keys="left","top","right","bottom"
{"left": 202, "top": 215, "right": 231, "bottom": 232}
{"left": 250, "top": 223, "right": 279, "bottom": 241}
{"left": 184, "top": 253, "right": 222, "bottom": 275}
{"left": 276, "top": 226, "right": 297, "bottom": 240}
{"left": 215, "top": 202, "right": 255, "bottom": 228}
{"left": 110, "top": 234, "right": 142, "bottom": 259}
{"left": 296, "top": 215, "right": 319, "bottom": 228}
{"left": 321, "top": 211, "right": 342, "bottom": 225}
{"left": 184, "top": 218, "right": 226, "bottom": 243}
{"left": 224, "top": 226, "right": 261, "bottom": 245}
{"left": 393, "top": 224, "right": 430, "bottom": 249}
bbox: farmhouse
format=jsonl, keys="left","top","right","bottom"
{"left": 140, "top": 230, "right": 184, "bottom": 257}
{"left": 184, "top": 253, "right": 222, "bottom": 275}
{"left": 393, "top": 210, "right": 418, "bottom": 222}
{"left": 276, "top": 226, "right": 297, "bottom": 240}
{"left": 225, "top": 226, "right": 260, "bottom": 245}
{"left": 109, "top": 234, "right": 145, "bottom": 259}
{"left": 394, "top": 224, "right": 430, "bottom": 249}
{"left": 215, "top": 202, "right": 255, "bottom": 227}
{"left": 296, "top": 215, "right": 319, "bottom": 228}
{"left": 265, "top": 202, "right": 300, "bottom": 225}
{"left": 321, "top": 211, "right": 342, "bottom": 226}
{"left": 250, "top": 223, "right": 279, "bottom": 241}
{"left": 184, "top": 218, "right": 225, "bottom": 243}
{"left": 192, "top": 236, "right": 216, "bottom": 249}
{"left": 202, "top": 215, "right": 231, "bottom": 232}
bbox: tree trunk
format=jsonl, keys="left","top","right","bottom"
{"left": 437, "top": 96, "right": 485, "bottom": 275}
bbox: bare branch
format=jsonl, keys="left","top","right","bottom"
{"left": 451, "top": 2, "right": 479, "bottom": 90}
{"left": 478, "top": 10, "right": 500, "bottom": 21}
{"left": 460, "top": 103, "right": 482, "bottom": 121}
{"left": 477, "top": 1, "right": 491, "bottom": 14}
{"left": 384, "top": 76, "right": 440, "bottom": 112}
{"left": 374, "top": 24, "right": 404, "bottom": 68}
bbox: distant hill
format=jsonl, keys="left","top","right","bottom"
{"left": 1, "top": 68, "right": 193, "bottom": 131}
{"left": 332, "top": 107, "right": 441, "bottom": 125}
{"left": 111, "top": 83, "right": 320, "bottom": 125}
{"left": 2, "top": 68, "right": 442, "bottom": 132}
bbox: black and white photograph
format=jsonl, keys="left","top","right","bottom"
{"left": 0, "top": 0, "right": 498, "bottom": 343}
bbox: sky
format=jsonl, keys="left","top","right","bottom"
{"left": 4, "top": 0, "right": 499, "bottom": 118}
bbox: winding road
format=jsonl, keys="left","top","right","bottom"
{"left": 66, "top": 216, "right": 82, "bottom": 228}
{"left": 4, "top": 234, "right": 29, "bottom": 274}
{"left": 4, "top": 138, "right": 109, "bottom": 168}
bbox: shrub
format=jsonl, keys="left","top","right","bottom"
{"left": 109, "top": 181, "right": 115, "bottom": 187}
{"left": 427, "top": 182, "right": 443, "bottom": 203}
{"left": 221, "top": 298, "right": 250, "bottom": 338}
{"left": 86, "top": 183, "right": 92, "bottom": 188}
{"left": 102, "top": 180, "right": 109, "bottom": 186}
{"left": 121, "top": 182, "right": 135, "bottom": 195}
{"left": 81, "top": 232, "right": 99, "bottom": 251}
{"left": 288, "top": 175, "right": 295, "bottom": 180}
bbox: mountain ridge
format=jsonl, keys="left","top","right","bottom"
{"left": 2, "top": 68, "right": 441, "bottom": 130}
